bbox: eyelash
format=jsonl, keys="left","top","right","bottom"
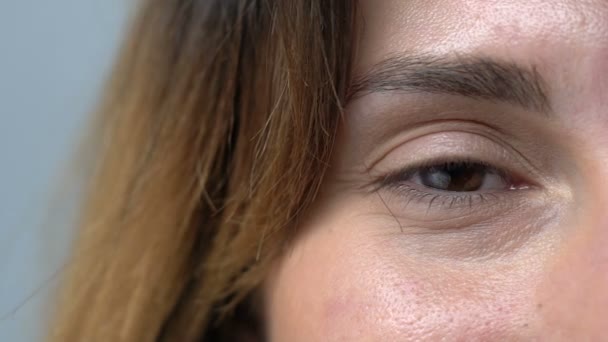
{"left": 373, "top": 158, "right": 530, "bottom": 210}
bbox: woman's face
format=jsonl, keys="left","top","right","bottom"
{"left": 265, "top": 1, "right": 608, "bottom": 340}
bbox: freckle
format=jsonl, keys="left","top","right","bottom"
{"left": 536, "top": 303, "right": 543, "bottom": 310}
{"left": 522, "top": 323, "right": 529, "bottom": 328}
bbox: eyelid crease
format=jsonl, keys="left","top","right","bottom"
{"left": 362, "top": 118, "right": 515, "bottom": 174}
{"left": 362, "top": 123, "right": 551, "bottom": 190}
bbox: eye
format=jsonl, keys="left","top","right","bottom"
{"left": 411, "top": 161, "right": 509, "bottom": 192}
{"left": 374, "top": 158, "right": 531, "bottom": 211}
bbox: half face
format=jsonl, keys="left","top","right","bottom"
{"left": 266, "top": 1, "right": 608, "bottom": 340}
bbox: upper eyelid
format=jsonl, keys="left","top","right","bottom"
{"left": 364, "top": 132, "right": 546, "bottom": 188}
{"left": 360, "top": 116, "right": 519, "bottom": 174}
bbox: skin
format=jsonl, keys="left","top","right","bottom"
{"left": 265, "top": 1, "right": 608, "bottom": 340}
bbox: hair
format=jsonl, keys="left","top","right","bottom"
{"left": 49, "top": 0, "right": 357, "bottom": 341}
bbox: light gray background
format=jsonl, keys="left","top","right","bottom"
{"left": 0, "top": 1, "right": 129, "bottom": 341}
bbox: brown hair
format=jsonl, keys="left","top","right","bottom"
{"left": 50, "top": 0, "right": 356, "bottom": 340}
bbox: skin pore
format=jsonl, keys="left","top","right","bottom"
{"left": 265, "top": 0, "right": 608, "bottom": 341}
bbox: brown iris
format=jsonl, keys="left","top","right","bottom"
{"left": 419, "top": 163, "right": 488, "bottom": 191}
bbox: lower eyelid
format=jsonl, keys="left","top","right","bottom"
{"left": 381, "top": 180, "right": 533, "bottom": 213}
{"left": 389, "top": 183, "right": 494, "bottom": 209}
{"left": 369, "top": 185, "right": 546, "bottom": 237}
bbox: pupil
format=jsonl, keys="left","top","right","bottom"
{"left": 420, "top": 163, "right": 485, "bottom": 191}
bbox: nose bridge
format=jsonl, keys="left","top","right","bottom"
{"left": 562, "top": 109, "right": 608, "bottom": 287}
{"left": 536, "top": 170, "right": 608, "bottom": 337}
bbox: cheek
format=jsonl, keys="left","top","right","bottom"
{"left": 324, "top": 261, "right": 530, "bottom": 341}
{"left": 265, "top": 212, "right": 540, "bottom": 341}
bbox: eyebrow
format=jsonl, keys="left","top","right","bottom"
{"left": 348, "top": 54, "right": 551, "bottom": 114}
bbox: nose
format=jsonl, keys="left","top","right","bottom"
{"left": 536, "top": 182, "right": 608, "bottom": 339}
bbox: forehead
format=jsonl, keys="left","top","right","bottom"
{"left": 356, "top": 0, "right": 608, "bottom": 67}
{"left": 355, "top": 0, "right": 608, "bottom": 122}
